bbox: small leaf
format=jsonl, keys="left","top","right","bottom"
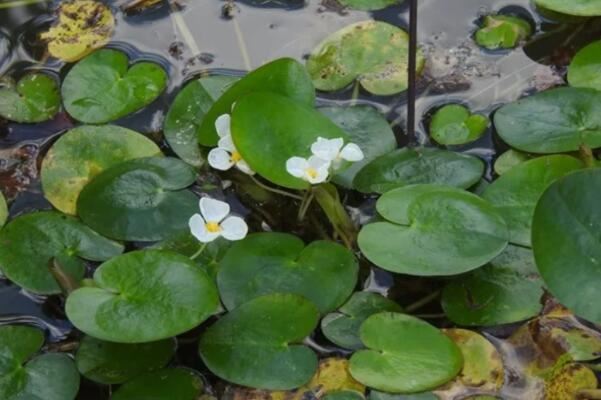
{"left": 0, "top": 73, "right": 60, "bottom": 123}
{"left": 534, "top": 0, "right": 601, "bottom": 16}
{"left": 475, "top": 15, "right": 532, "bottom": 50}
{"left": 111, "top": 368, "right": 204, "bottom": 400}
{"left": 568, "top": 39, "right": 601, "bottom": 91}
{"left": 430, "top": 104, "right": 488, "bottom": 146}
{"left": 493, "top": 149, "right": 533, "bottom": 175}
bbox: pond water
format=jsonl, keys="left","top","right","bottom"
{"left": 0, "top": 0, "right": 600, "bottom": 398}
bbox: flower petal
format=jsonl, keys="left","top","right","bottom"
{"left": 308, "top": 164, "right": 329, "bottom": 184}
{"left": 308, "top": 155, "right": 331, "bottom": 170}
{"left": 215, "top": 114, "right": 231, "bottom": 138}
{"left": 340, "top": 143, "right": 364, "bottom": 162}
{"left": 208, "top": 148, "right": 234, "bottom": 171}
{"left": 189, "top": 214, "right": 220, "bottom": 243}
{"left": 311, "top": 137, "right": 344, "bottom": 161}
{"left": 220, "top": 216, "right": 248, "bottom": 241}
{"left": 235, "top": 159, "right": 255, "bottom": 175}
{"left": 286, "top": 157, "right": 309, "bottom": 178}
{"left": 218, "top": 135, "right": 237, "bottom": 153}
{"left": 199, "top": 197, "right": 230, "bottom": 223}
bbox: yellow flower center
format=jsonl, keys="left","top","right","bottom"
{"left": 306, "top": 167, "right": 318, "bottom": 179}
{"left": 206, "top": 222, "right": 221, "bottom": 233}
{"left": 231, "top": 151, "right": 242, "bottom": 163}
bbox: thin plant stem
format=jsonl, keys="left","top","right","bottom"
{"left": 0, "top": 0, "right": 48, "bottom": 9}
{"left": 297, "top": 190, "right": 314, "bottom": 222}
{"left": 233, "top": 18, "right": 252, "bottom": 70}
{"left": 190, "top": 243, "right": 207, "bottom": 260}
{"left": 579, "top": 144, "right": 597, "bottom": 168}
{"left": 249, "top": 175, "right": 304, "bottom": 200}
{"left": 405, "top": 290, "right": 441, "bottom": 313}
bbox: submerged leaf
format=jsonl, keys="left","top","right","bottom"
{"left": 430, "top": 105, "right": 488, "bottom": 146}
{"left": 475, "top": 15, "right": 532, "bottom": 50}
{"left": 111, "top": 368, "right": 204, "bottom": 400}
{"left": 0, "top": 73, "right": 60, "bottom": 123}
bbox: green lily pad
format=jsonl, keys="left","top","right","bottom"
{"left": 349, "top": 313, "right": 463, "bottom": 393}
{"left": 77, "top": 157, "right": 198, "bottom": 241}
{"left": 532, "top": 168, "right": 601, "bottom": 323}
{"left": 62, "top": 49, "right": 168, "bottom": 124}
{"left": 482, "top": 155, "right": 583, "bottom": 247}
{"left": 353, "top": 148, "right": 484, "bottom": 194}
{"left": 307, "top": 20, "right": 425, "bottom": 96}
{"left": 369, "top": 393, "right": 438, "bottom": 400}
{"left": 66, "top": 249, "right": 219, "bottom": 343}
{"left": 0, "top": 211, "right": 123, "bottom": 294}
{"left": 165, "top": 75, "right": 238, "bottom": 167}
{"left": 199, "top": 293, "right": 319, "bottom": 390}
{"left": 337, "top": 0, "right": 400, "bottom": 11}
{"left": 534, "top": 0, "right": 601, "bottom": 16}
{"left": 442, "top": 245, "right": 544, "bottom": 326}
{"left": 75, "top": 336, "right": 176, "bottom": 384}
{"left": 198, "top": 58, "right": 315, "bottom": 146}
{"left": 0, "top": 73, "right": 60, "bottom": 123}
{"left": 321, "top": 292, "right": 402, "bottom": 350}
{"left": 111, "top": 368, "right": 204, "bottom": 400}
{"left": 231, "top": 92, "right": 348, "bottom": 190}
{"left": 0, "top": 191, "right": 7, "bottom": 227}
{"left": 320, "top": 106, "right": 396, "bottom": 188}
{"left": 494, "top": 87, "right": 601, "bottom": 153}
{"left": 544, "top": 364, "right": 597, "bottom": 399}
{"left": 41, "top": 125, "right": 162, "bottom": 215}
{"left": 475, "top": 15, "right": 532, "bottom": 50}
{"left": 359, "top": 185, "right": 508, "bottom": 276}
{"left": 0, "top": 325, "right": 80, "bottom": 400}
{"left": 429, "top": 105, "right": 489, "bottom": 146}
{"left": 568, "top": 40, "right": 601, "bottom": 91}
{"left": 324, "top": 391, "right": 365, "bottom": 400}
{"left": 493, "top": 149, "right": 533, "bottom": 175}
{"left": 218, "top": 232, "right": 358, "bottom": 313}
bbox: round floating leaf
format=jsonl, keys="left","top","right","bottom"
{"left": 0, "top": 191, "right": 7, "bottom": 227}
{"left": 77, "top": 157, "right": 198, "bottom": 241}
{"left": 0, "top": 325, "right": 80, "bottom": 400}
{"left": 199, "top": 293, "right": 319, "bottom": 390}
{"left": 75, "top": 335, "right": 176, "bottom": 384}
{"left": 353, "top": 148, "right": 484, "bottom": 194}
{"left": 429, "top": 105, "right": 488, "bottom": 146}
{"left": 62, "top": 49, "right": 168, "bottom": 124}
{"left": 349, "top": 313, "right": 463, "bottom": 393}
{"left": 568, "top": 40, "right": 601, "bottom": 91}
{"left": 40, "top": 0, "right": 115, "bottom": 62}
{"left": 532, "top": 168, "right": 601, "bottom": 323}
{"left": 0, "top": 211, "right": 123, "bottom": 294}
{"left": 337, "top": 0, "right": 400, "bottom": 11}
{"left": 198, "top": 58, "right": 315, "bottom": 146}
{"left": 442, "top": 245, "right": 544, "bottom": 326}
{"left": 0, "top": 73, "right": 60, "bottom": 123}
{"left": 165, "top": 75, "right": 238, "bottom": 167}
{"left": 475, "top": 15, "right": 532, "bottom": 50}
{"left": 231, "top": 92, "right": 349, "bottom": 189}
{"left": 41, "top": 125, "right": 162, "bottom": 215}
{"left": 534, "top": 0, "right": 601, "bottom": 16}
{"left": 111, "top": 368, "right": 204, "bottom": 400}
{"left": 359, "top": 185, "right": 508, "bottom": 276}
{"left": 493, "top": 149, "right": 533, "bottom": 175}
{"left": 482, "top": 155, "right": 583, "bottom": 246}
{"left": 321, "top": 292, "right": 402, "bottom": 350}
{"left": 66, "top": 249, "right": 219, "bottom": 343}
{"left": 307, "top": 21, "right": 425, "bottom": 96}
{"left": 324, "top": 391, "right": 365, "bottom": 400}
{"left": 218, "top": 232, "right": 358, "bottom": 313}
{"left": 494, "top": 87, "right": 601, "bottom": 153}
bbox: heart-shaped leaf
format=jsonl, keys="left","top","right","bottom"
{"left": 77, "top": 157, "right": 198, "bottom": 241}
{"left": 532, "top": 168, "right": 601, "bottom": 323}
{"left": 306, "top": 20, "right": 425, "bottom": 95}
{"left": 482, "top": 155, "right": 583, "bottom": 246}
{"left": 62, "top": 49, "right": 168, "bottom": 123}
{"left": 66, "top": 249, "right": 219, "bottom": 343}
{"left": 321, "top": 292, "right": 402, "bottom": 350}
{"left": 429, "top": 105, "right": 489, "bottom": 146}
{"left": 494, "top": 87, "right": 601, "bottom": 153}
{"left": 75, "top": 335, "right": 176, "bottom": 384}
{"left": 41, "top": 125, "right": 162, "bottom": 215}
{"left": 359, "top": 185, "right": 508, "bottom": 276}
{"left": 353, "top": 148, "right": 484, "bottom": 194}
{"left": 0, "top": 325, "right": 80, "bottom": 400}
{"left": 0, "top": 211, "right": 123, "bottom": 294}
{"left": 165, "top": 75, "right": 238, "bottom": 167}
{"left": 199, "top": 293, "right": 319, "bottom": 390}
{"left": 0, "top": 73, "right": 60, "bottom": 123}
{"left": 475, "top": 15, "right": 532, "bottom": 50}
{"left": 337, "top": 0, "right": 401, "bottom": 11}
{"left": 349, "top": 313, "right": 463, "bottom": 393}
{"left": 534, "top": 0, "right": 601, "bottom": 16}
{"left": 198, "top": 58, "right": 315, "bottom": 146}
{"left": 111, "top": 368, "right": 204, "bottom": 400}
{"left": 0, "top": 191, "right": 7, "bottom": 227}
{"left": 217, "top": 232, "right": 358, "bottom": 313}
{"left": 231, "top": 92, "right": 349, "bottom": 189}
{"left": 568, "top": 39, "right": 601, "bottom": 91}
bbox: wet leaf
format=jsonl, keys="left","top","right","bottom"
{"left": 66, "top": 249, "right": 219, "bottom": 343}
{"left": 0, "top": 211, "right": 123, "bottom": 294}
{"left": 40, "top": 0, "right": 115, "bottom": 62}
{"left": 534, "top": 0, "right": 601, "bottom": 16}
{"left": 62, "top": 49, "right": 168, "bottom": 123}
{"left": 359, "top": 185, "right": 508, "bottom": 276}
{"left": 475, "top": 15, "right": 532, "bottom": 50}
{"left": 568, "top": 39, "right": 601, "bottom": 91}
{"left": 77, "top": 157, "right": 198, "bottom": 241}
{"left": 493, "top": 149, "right": 533, "bottom": 175}
{"left": 111, "top": 368, "right": 204, "bottom": 400}
{"left": 337, "top": 0, "right": 400, "bottom": 11}
{"left": 321, "top": 292, "right": 402, "bottom": 350}
{"left": 0, "top": 73, "right": 60, "bottom": 123}
{"left": 430, "top": 105, "right": 488, "bottom": 146}
{"left": 75, "top": 335, "right": 176, "bottom": 384}
{"left": 199, "top": 294, "right": 319, "bottom": 390}
{"left": 353, "top": 148, "right": 484, "bottom": 194}
{"left": 218, "top": 232, "right": 358, "bottom": 313}
{"left": 307, "top": 20, "right": 425, "bottom": 95}
{"left": 544, "top": 363, "right": 597, "bottom": 399}
{"left": 323, "top": 391, "right": 365, "bottom": 400}
{"left": 349, "top": 313, "right": 463, "bottom": 393}
{"left": 164, "top": 75, "right": 238, "bottom": 167}
{"left": 0, "top": 191, "right": 6, "bottom": 227}
{"left": 41, "top": 125, "right": 161, "bottom": 215}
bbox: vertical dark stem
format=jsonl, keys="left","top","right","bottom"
{"left": 406, "top": 0, "right": 419, "bottom": 143}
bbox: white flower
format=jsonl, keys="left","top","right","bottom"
{"left": 286, "top": 155, "right": 331, "bottom": 184}
{"left": 189, "top": 197, "right": 248, "bottom": 243}
{"left": 311, "top": 137, "right": 364, "bottom": 169}
{"left": 207, "top": 114, "right": 255, "bottom": 175}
